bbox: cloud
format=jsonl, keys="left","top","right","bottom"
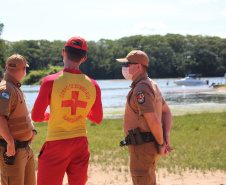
{"left": 221, "top": 9, "right": 226, "bottom": 17}
{"left": 181, "top": 0, "right": 218, "bottom": 4}
{"left": 123, "top": 21, "right": 166, "bottom": 35}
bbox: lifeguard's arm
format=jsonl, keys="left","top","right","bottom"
{"left": 87, "top": 81, "right": 103, "bottom": 124}
{"left": 0, "top": 115, "right": 15, "bottom": 156}
{"left": 162, "top": 103, "right": 172, "bottom": 146}
{"left": 31, "top": 76, "right": 52, "bottom": 122}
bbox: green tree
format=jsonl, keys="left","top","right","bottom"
{"left": 0, "top": 22, "right": 6, "bottom": 71}
{"left": 3, "top": 34, "right": 226, "bottom": 83}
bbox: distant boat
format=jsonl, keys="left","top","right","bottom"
{"left": 174, "top": 74, "right": 206, "bottom": 86}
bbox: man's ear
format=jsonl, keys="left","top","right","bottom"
{"left": 80, "top": 55, "right": 87, "bottom": 64}
{"left": 62, "top": 48, "right": 65, "bottom": 56}
{"left": 137, "top": 63, "right": 142, "bottom": 70}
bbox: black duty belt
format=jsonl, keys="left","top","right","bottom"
{"left": 0, "top": 139, "right": 30, "bottom": 148}
{"left": 124, "top": 132, "right": 156, "bottom": 146}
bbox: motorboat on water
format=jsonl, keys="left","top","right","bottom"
{"left": 174, "top": 74, "right": 206, "bottom": 86}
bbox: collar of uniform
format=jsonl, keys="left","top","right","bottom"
{"left": 63, "top": 68, "right": 83, "bottom": 74}
{"left": 130, "top": 73, "right": 148, "bottom": 88}
{"left": 4, "top": 73, "right": 21, "bottom": 88}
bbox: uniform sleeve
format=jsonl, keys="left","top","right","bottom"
{"left": 86, "top": 79, "right": 103, "bottom": 124}
{"left": 0, "top": 87, "right": 17, "bottom": 117}
{"left": 133, "top": 83, "right": 156, "bottom": 115}
{"left": 31, "top": 76, "right": 53, "bottom": 122}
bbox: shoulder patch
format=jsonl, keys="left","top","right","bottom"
{"left": 1, "top": 92, "right": 11, "bottom": 100}
{"left": 135, "top": 91, "right": 145, "bottom": 104}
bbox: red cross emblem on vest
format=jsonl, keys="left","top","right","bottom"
{"left": 61, "top": 91, "right": 87, "bottom": 115}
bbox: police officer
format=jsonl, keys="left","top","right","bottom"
{"left": 0, "top": 54, "right": 37, "bottom": 185}
{"left": 117, "top": 50, "right": 173, "bottom": 185}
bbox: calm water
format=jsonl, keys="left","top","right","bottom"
{"left": 22, "top": 77, "right": 226, "bottom": 117}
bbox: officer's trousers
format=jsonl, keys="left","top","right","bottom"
{"left": 128, "top": 142, "right": 160, "bottom": 185}
{"left": 0, "top": 145, "right": 36, "bottom": 185}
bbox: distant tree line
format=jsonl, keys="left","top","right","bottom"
{"left": 0, "top": 22, "right": 226, "bottom": 84}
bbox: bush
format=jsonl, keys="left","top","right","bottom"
{"left": 22, "top": 65, "right": 63, "bottom": 85}
{"left": 46, "top": 65, "right": 63, "bottom": 75}
{"left": 22, "top": 70, "right": 46, "bottom": 85}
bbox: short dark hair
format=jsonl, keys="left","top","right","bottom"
{"left": 64, "top": 46, "right": 87, "bottom": 62}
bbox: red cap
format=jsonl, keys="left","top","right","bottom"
{"left": 65, "top": 36, "right": 87, "bottom": 51}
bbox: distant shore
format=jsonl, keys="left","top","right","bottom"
{"left": 165, "top": 86, "right": 226, "bottom": 94}
{"left": 103, "top": 86, "right": 226, "bottom": 118}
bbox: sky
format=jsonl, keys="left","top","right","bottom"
{"left": 0, "top": 0, "right": 226, "bottom": 42}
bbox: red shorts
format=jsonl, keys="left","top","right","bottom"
{"left": 37, "top": 137, "right": 90, "bottom": 185}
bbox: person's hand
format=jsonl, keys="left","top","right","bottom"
{"left": 164, "top": 134, "right": 170, "bottom": 146}
{"left": 6, "top": 141, "right": 15, "bottom": 156}
{"left": 158, "top": 147, "right": 167, "bottom": 156}
{"left": 164, "top": 134, "right": 174, "bottom": 153}
{"left": 165, "top": 145, "right": 174, "bottom": 152}
{"left": 44, "top": 112, "right": 50, "bottom": 123}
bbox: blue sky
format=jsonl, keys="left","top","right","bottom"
{"left": 0, "top": 0, "right": 226, "bottom": 42}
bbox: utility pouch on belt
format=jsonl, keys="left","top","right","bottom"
{"left": 3, "top": 150, "right": 16, "bottom": 165}
{"left": 0, "top": 139, "right": 30, "bottom": 165}
{"left": 120, "top": 127, "right": 156, "bottom": 147}
{"left": 128, "top": 129, "right": 137, "bottom": 145}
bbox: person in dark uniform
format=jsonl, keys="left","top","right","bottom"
{"left": 0, "top": 54, "right": 37, "bottom": 185}
{"left": 117, "top": 50, "right": 173, "bottom": 185}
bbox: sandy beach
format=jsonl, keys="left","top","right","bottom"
{"left": 60, "top": 164, "right": 226, "bottom": 185}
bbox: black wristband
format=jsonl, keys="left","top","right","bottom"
{"left": 155, "top": 141, "right": 165, "bottom": 148}
{"left": 32, "top": 129, "right": 37, "bottom": 135}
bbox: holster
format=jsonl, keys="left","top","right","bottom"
{"left": 0, "top": 139, "right": 30, "bottom": 165}
{"left": 120, "top": 127, "right": 156, "bottom": 147}
{"left": 3, "top": 149, "right": 16, "bottom": 165}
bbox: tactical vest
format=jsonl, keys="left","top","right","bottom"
{"left": 123, "top": 77, "right": 163, "bottom": 136}
{"left": 1, "top": 82, "right": 33, "bottom": 141}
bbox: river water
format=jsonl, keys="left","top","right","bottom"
{"left": 22, "top": 77, "right": 226, "bottom": 118}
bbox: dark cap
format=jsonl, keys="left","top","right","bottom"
{"left": 65, "top": 36, "right": 87, "bottom": 51}
{"left": 116, "top": 50, "right": 149, "bottom": 67}
{"left": 6, "top": 54, "right": 29, "bottom": 69}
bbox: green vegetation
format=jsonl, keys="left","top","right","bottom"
{"left": 22, "top": 65, "right": 63, "bottom": 85}
{"left": 31, "top": 112, "right": 226, "bottom": 173}
{"left": 0, "top": 32, "right": 226, "bottom": 83}
{"left": 213, "top": 84, "right": 226, "bottom": 89}
{"left": 0, "top": 22, "right": 5, "bottom": 71}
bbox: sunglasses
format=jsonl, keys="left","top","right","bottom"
{"left": 123, "top": 62, "right": 137, "bottom": 67}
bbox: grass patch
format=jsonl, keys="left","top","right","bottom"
{"left": 31, "top": 112, "right": 226, "bottom": 172}
{"left": 214, "top": 84, "right": 226, "bottom": 88}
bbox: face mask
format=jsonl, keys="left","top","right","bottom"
{"left": 122, "top": 67, "right": 134, "bottom": 81}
